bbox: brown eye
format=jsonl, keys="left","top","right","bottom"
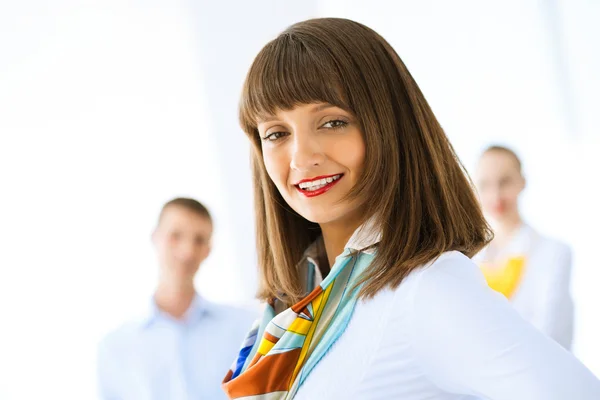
{"left": 321, "top": 119, "right": 348, "bottom": 129}
{"left": 263, "top": 131, "right": 288, "bottom": 141}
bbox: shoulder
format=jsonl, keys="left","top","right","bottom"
{"left": 400, "top": 250, "right": 488, "bottom": 300}
{"left": 99, "top": 321, "right": 138, "bottom": 351}
{"left": 204, "top": 300, "right": 259, "bottom": 327}
{"left": 536, "top": 235, "right": 571, "bottom": 260}
{"left": 525, "top": 225, "right": 571, "bottom": 259}
{"left": 205, "top": 299, "right": 258, "bottom": 317}
{"left": 97, "top": 321, "right": 140, "bottom": 367}
{"left": 421, "top": 250, "right": 485, "bottom": 281}
{"left": 371, "top": 251, "right": 495, "bottom": 333}
{"left": 371, "top": 251, "right": 489, "bottom": 309}
{"left": 389, "top": 250, "right": 510, "bottom": 331}
{"left": 530, "top": 232, "right": 573, "bottom": 277}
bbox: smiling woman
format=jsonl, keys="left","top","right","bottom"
{"left": 222, "top": 17, "right": 600, "bottom": 400}
{"left": 240, "top": 19, "right": 493, "bottom": 307}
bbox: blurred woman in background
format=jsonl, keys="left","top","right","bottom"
{"left": 474, "top": 145, "right": 573, "bottom": 349}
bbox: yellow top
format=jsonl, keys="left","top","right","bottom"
{"left": 480, "top": 256, "right": 526, "bottom": 299}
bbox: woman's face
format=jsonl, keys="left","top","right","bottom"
{"left": 257, "top": 103, "right": 365, "bottom": 226}
{"left": 475, "top": 151, "right": 525, "bottom": 222}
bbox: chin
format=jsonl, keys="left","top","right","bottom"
{"left": 297, "top": 212, "right": 325, "bottom": 224}
{"left": 296, "top": 208, "right": 344, "bottom": 225}
{"left": 293, "top": 198, "right": 362, "bottom": 225}
{"left": 289, "top": 201, "right": 322, "bottom": 220}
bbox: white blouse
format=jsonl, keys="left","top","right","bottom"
{"left": 294, "top": 251, "right": 600, "bottom": 400}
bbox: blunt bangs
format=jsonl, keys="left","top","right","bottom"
{"left": 240, "top": 33, "right": 352, "bottom": 136}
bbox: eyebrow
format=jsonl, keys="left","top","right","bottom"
{"left": 312, "top": 103, "right": 336, "bottom": 113}
{"left": 257, "top": 114, "right": 278, "bottom": 124}
{"left": 257, "top": 103, "right": 339, "bottom": 124}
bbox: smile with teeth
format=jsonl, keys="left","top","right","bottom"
{"left": 297, "top": 174, "right": 342, "bottom": 191}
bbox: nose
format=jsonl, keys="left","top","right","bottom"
{"left": 490, "top": 184, "right": 503, "bottom": 201}
{"left": 290, "top": 129, "right": 325, "bottom": 171}
{"left": 486, "top": 187, "right": 504, "bottom": 210}
{"left": 177, "top": 239, "right": 196, "bottom": 262}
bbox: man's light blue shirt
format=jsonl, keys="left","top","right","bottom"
{"left": 97, "top": 294, "right": 257, "bottom": 400}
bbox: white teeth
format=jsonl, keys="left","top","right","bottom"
{"left": 298, "top": 174, "right": 342, "bottom": 190}
{"left": 304, "top": 183, "right": 327, "bottom": 191}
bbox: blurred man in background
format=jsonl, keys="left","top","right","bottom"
{"left": 97, "top": 198, "right": 256, "bottom": 399}
{"left": 474, "top": 145, "right": 574, "bottom": 349}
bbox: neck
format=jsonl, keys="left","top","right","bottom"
{"left": 154, "top": 278, "right": 195, "bottom": 319}
{"left": 320, "top": 216, "right": 363, "bottom": 268}
{"left": 491, "top": 212, "right": 523, "bottom": 248}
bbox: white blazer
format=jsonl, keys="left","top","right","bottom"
{"left": 474, "top": 224, "right": 574, "bottom": 349}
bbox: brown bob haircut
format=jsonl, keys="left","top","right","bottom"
{"left": 240, "top": 18, "right": 492, "bottom": 306}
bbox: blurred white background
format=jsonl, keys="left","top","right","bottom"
{"left": 0, "top": 1, "right": 598, "bottom": 398}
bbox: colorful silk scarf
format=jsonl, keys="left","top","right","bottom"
{"left": 222, "top": 248, "right": 373, "bottom": 399}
